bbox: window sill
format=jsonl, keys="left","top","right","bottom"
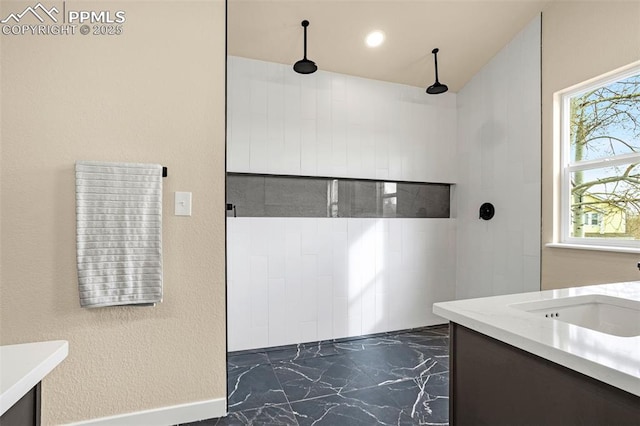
{"left": 545, "top": 242, "right": 640, "bottom": 254}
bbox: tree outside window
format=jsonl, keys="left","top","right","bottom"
{"left": 563, "top": 66, "right": 640, "bottom": 245}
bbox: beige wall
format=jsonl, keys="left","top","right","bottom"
{"left": 0, "top": 1, "right": 226, "bottom": 424}
{"left": 541, "top": 1, "right": 640, "bottom": 289}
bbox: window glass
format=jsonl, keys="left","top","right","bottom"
{"left": 562, "top": 67, "right": 640, "bottom": 246}
{"left": 569, "top": 75, "right": 640, "bottom": 163}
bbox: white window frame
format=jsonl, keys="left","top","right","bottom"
{"left": 559, "top": 63, "right": 640, "bottom": 250}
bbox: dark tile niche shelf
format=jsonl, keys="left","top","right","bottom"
{"left": 227, "top": 173, "right": 451, "bottom": 218}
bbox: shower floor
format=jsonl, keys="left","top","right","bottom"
{"left": 181, "top": 324, "right": 450, "bottom": 425}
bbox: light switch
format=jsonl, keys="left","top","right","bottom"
{"left": 175, "top": 192, "right": 192, "bottom": 216}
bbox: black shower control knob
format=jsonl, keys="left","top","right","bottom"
{"left": 479, "top": 203, "right": 495, "bottom": 220}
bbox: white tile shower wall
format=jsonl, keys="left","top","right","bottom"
{"left": 228, "top": 56, "right": 457, "bottom": 183}
{"left": 455, "top": 15, "right": 541, "bottom": 299}
{"left": 227, "top": 218, "right": 456, "bottom": 351}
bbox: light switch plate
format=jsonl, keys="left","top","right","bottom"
{"left": 175, "top": 192, "right": 192, "bottom": 216}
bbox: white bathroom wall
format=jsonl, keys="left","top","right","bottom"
{"left": 227, "top": 218, "right": 456, "bottom": 351}
{"left": 227, "top": 56, "right": 457, "bottom": 183}
{"left": 455, "top": 15, "right": 541, "bottom": 299}
{"left": 226, "top": 57, "right": 459, "bottom": 350}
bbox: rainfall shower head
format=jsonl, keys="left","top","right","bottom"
{"left": 293, "top": 20, "right": 317, "bottom": 74}
{"left": 426, "top": 81, "right": 448, "bottom": 95}
{"left": 426, "top": 48, "right": 448, "bottom": 95}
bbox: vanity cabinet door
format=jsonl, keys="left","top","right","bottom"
{"left": 0, "top": 382, "right": 41, "bottom": 426}
{"left": 450, "top": 323, "right": 640, "bottom": 425}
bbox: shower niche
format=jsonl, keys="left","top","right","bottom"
{"left": 226, "top": 173, "right": 451, "bottom": 219}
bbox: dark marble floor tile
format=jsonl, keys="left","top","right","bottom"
{"left": 434, "top": 354, "right": 449, "bottom": 369}
{"left": 396, "top": 394, "right": 449, "bottom": 425}
{"left": 388, "top": 373, "right": 449, "bottom": 405}
{"left": 291, "top": 385, "right": 405, "bottom": 426}
{"left": 383, "top": 333, "right": 450, "bottom": 370}
{"left": 391, "top": 332, "right": 450, "bottom": 349}
{"left": 221, "top": 325, "right": 450, "bottom": 425}
{"left": 346, "top": 344, "right": 448, "bottom": 386}
{"left": 228, "top": 363, "right": 289, "bottom": 412}
{"left": 423, "top": 372, "right": 449, "bottom": 399}
{"left": 417, "top": 336, "right": 450, "bottom": 348}
{"left": 427, "top": 325, "right": 450, "bottom": 336}
{"left": 333, "top": 335, "right": 405, "bottom": 353}
{"left": 332, "top": 326, "right": 449, "bottom": 354}
{"left": 179, "top": 419, "right": 218, "bottom": 426}
{"left": 273, "top": 354, "right": 376, "bottom": 403}
{"left": 215, "top": 404, "right": 299, "bottom": 426}
{"left": 266, "top": 340, "right": 343, "bottom": 363}
{"left": 385, "top": 373, "right": 449, "bottom": 425}
{"left": 228, "top": 351, "right": 270, "bottom": 368}
{"left": 405, "top": 340, "right": 450, "bottom": 362}
{"left": 417, "top": 334, "right": 450, "bottom": 348}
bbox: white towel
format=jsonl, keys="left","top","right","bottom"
{"left": 75, "top": 161, "right": 163, "bottom": 308}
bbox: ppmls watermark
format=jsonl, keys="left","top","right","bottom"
{"left": 1, "top": 2, "right": 125, "bottom": 36}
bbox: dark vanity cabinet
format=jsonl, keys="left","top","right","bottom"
{"left": 0, "top": 341, "right": 67, "bottom": 426}
{"left": 0, "top": 382, "right": 41, "bottom": 426}
{"left": 449, "top": 323, "right": 640, "bottom": 425}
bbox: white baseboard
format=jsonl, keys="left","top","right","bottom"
{"left": 68, "top": 397, "right": 226, "bottom": 426}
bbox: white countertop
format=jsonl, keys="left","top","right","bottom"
{"left": 0, "top": 340, "right": 68, "bottom": 415}
{"left": 433, "top": 282, "right": 640, "bottom": 396}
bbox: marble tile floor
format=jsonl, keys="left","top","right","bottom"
{"left": 181, "top": 325, "right": 450, "bottom": 426}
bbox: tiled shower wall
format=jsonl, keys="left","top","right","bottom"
{"left": 227, "top": 56, "right": 457, "bottom": 183}
{"left": 227, "top": 218, "right": 456, "bottom": 351}
{"left": 227, "top": 57, "right": 458, "bottom": 351}
{"left": 455, "top": 15, "right": 541, "bottom": 299}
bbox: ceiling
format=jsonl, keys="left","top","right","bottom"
{"left": 227, "top": 0, "right": 550, "bottom": 92}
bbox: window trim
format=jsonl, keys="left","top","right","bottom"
{"left": 558, "top": 62, "right": 640, "bottom": 250}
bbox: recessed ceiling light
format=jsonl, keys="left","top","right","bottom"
{"left": 365, "top": 30, "right": 385, "bottom": 48}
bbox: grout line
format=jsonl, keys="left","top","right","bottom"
{"left": 268, "top": 356, "right": 300, "bottom": 425}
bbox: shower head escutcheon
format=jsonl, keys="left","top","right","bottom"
{"left": 293, "top": 20, "right": 318, "bottom": 74}
{"left": 426, "top": 48, "right": 448, "bottom": 95}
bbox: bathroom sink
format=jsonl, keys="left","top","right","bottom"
{"left": 510, "top": 294, "right": 640, "bottom": 337}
